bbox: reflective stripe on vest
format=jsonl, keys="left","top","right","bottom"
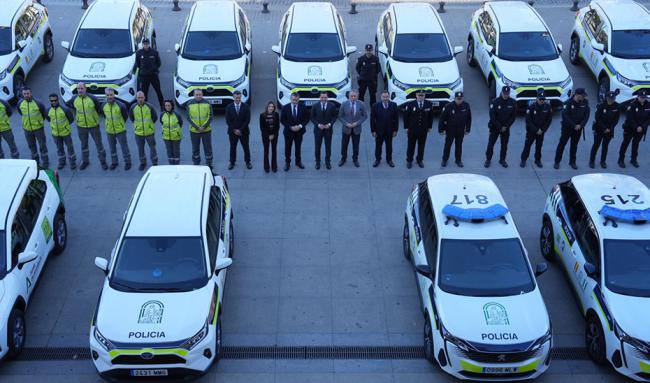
{"left": 48, "top": 107, "right": 71, "bottom": 137}
{"left": 188, "top": 102, "right": 211, "bottom": 133}
{"left": 20, "top": 100, "right": 44, "bottom": 132}
{"left": 103, "top": 103, "right": 126, "bottom": 134}
{"left": 0, "top": 105, "right": 10, "bottom": 132}
{"left": 161, "top": 112, "right": 182, "bottom": 141}
{"left": 74, "top": 96, "right": 99, "bottom": 128}
{"left": 133, "top": 104, "right": 155, "bottom": 136}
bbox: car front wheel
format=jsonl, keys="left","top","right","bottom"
{"left": 569, "top": 36, "right": 580, "bottom": 65}
{"left": 586, "top": 314, "right": 607, "bottom": 365}
{"left": 403, "top": 217, "right": 410, "bottom": 261}
{"left": 53, "top": 213, "right": 67, "bottom": 255}
{"left": 424, "top": 316, "right": 435, "bottom": 363}
{"left": 467, "top": 38, "right": 477, "bottom": 67}
{"left": 43, "top": 33, "right": 54, "bottom": 63}
{"left": 6, "top": 308, "right": 26, "bottom": 359}
{"left": 540, "top": 218, "right": 555, "bottom": 262}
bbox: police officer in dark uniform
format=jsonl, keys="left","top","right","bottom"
{"left": 589, "top": 89, "right": 620, "bottom": 169}
{"left": 554, "top": 88, "right": 590, "bottom": 169}
{"left": 619, "top": 89, "right": 650, "bottom": 168}
{"left": 136, "top": 38, "right": 164, "bottom": 110}
{"left": 485, "top": 86, "right": 516, "bottom": 168}
{"left": 356, "top": 44, "right": 380, "bottom": 105}
{"left": 403, "top": 90, "right": 434, "bottom": 168}
{"left": 439, "top": 91, "right": 472, "bottom": 168}
{"left": 520, "top": 89, "right": 552, "bottom": 168}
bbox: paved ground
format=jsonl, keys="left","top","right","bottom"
{"left": 0, "top": 1, "right": 648, "bottom": 382}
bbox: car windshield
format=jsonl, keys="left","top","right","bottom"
{"left": 438, "top": 238, "right": 535, "bottom": 297}
{"left": 498, "top": 32, "right": 558, "bottom": 61}
{"left": 111, "top": 237, "right": 208, "bottom": 292}
{"left": 605, "top": 239, "right": 650, "bottom": 297}
{"left": 0, "top": 231, "right": 5, "bottom": 280}
{"left": 0, "top": 27, "right": 13, "bottom": 55}
{"left": 182, "top": 31, "right": 242, "bottom": 60}
{"left": 284, "top": 33, "right": 343, "bottom": 62}
{"left": 392, "top": 33, "right": 452, "bottom": 62}
{"left": 71, "top": 28, "right": 132, "bottom": 58}
{"left": 611, "top": 30, "right": 650, "bottom": 59}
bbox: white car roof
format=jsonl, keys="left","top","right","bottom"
{"left": 486, "top": 1, "right": 548, "bottom": 33}
{"left": 0, "top": 160, "right": 38, "bottom": 231}
{"left": 81, "top": 0, "right": 137, "bottom": 30}
{"left": 189, "top": 1, "right": 237, "bottom": 32}
{"left": 592, "top": 0, "right": 650, "bottom": 30}
{"left": 125, "top": 166, "right": 213, "bottom": 238}
{"left": 288, "top": 2, "right": 338, "bottom": 33}
{"left": 426, "top": 174, "right": 518, "bottom": 240}
{"left": 391, "top": 3, "right": 443, "bottom": 34}
{"left": 0, "top": 0, "right": 28, "bottom": 27}
{"left": 571, "top": 174, "right": 650, "bottom": 240}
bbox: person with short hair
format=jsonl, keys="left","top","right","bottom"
{"left": 618, "top": 89, "right": 650, "bottom": 168}
{"left": 356, "top": 43, "right": 380, "bottom": 105}
{"left": 136, "top": 38, "right": 164, "bottom": 109}
{"left": 310, "top": 91, "right": 338, "bottom": 169}
{"left": 589, "top": 90, "right": 620, "bottom": 169}
{"left": 71, "top": 82, "right": 107, "bottom": 170}
{"left": 129, "top": 91, "right": 158, "bottom": 170}
{"left": 160, "top": 100, "right": 183, "bottom": 165}
{"left": 102, "top": 88, "right": 131, "bottom": 170}
{"left": 520, "top": 89, "right": 553, "bottom": 168}
{"left": 17, "top": 87, "right": 48, "bottom": 168}
{"left": 439, "top": 92, "right": 472, "bottom": 168}
{"left": 370, "top": 91, "right": 399, "bottom": 167}
{"left": 554, "top": 88, "right": 590, "bottom": 170}
{"left": 485, "top": 86, "right": 516, "bottom": 168}
{"left": 187, "top": 89, "right": 214, "bottom": 168}
{"left": 46, "top": 94, "right": 76, "bottom": 170}
{"left": 280, "top": 92, "right": 309, "bottom": 171}
{"left": 338, "top": 90, "right": 367, "bottom": 167}
{"left": 225, "top": 90, "right": 252, "bottom": 169}
{"left": 403, "top": 90, "right": 434, "bottom": 168}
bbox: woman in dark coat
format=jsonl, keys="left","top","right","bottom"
{"left": 259, "top": 101, "right": 280, "bottom": 172}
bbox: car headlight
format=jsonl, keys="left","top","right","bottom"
{"left": 0, "top": 69, "right": 6, "bottom": 81}
{"left": 559, "top": 76, "right": 573, "bottom": 90}
{"left": 176, "top": 75, "right": 192, "bottom": 88}
{"left": 332, "top": 76, "right": 350, "bottom": 90}
{"left": 114, "top": 73, "right": 133, "bottom": 86}
{"left": 391, "top": 76, "right": 409, "bottom": 91}
{"left": 616, "top": 72, "right": 637, "bottom": 88}
{"left": 529, "top": 324, "right": 552, "bottom": 352}
{"left": 93, "top": 327, "right": 115, "bottom": 352}
{"left": 615, "top": 322, "right": 650, "bottom": 354}
{"left": 226, "top": 73, "right": 246, "bottom": 88}
{"left": 280, "top": 76, "right": 297, "bottom": 90}
{"left": 502, "top": 75, "right": 522, "bottom": 90}
{"left": 441, "top": 323, "right": 472, "bottom": 352}
{"left": 60, "top": 73, "right": 75, "bottom": 86}
{"left": 180, "top": 320, "right": 209, "bottom": 351}
{"left": 449, "top": 77, "right": 462, "bottom": 91}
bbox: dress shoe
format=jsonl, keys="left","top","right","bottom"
{"left": 326, "top": 162, "right": 331, "bottom": 170}
{"left": 520, "top": 160, "right": 526, "bottom": 168}
{"left": 353, "top": 160, "right": 360, "bottom": 168}
{"left": 70, "top": 162, "right": 77, "bottom": 170}
{"left": 407, "top": 161, "right": 412, "bottom": 169}
{"left": 264, "top": 167, "right": 270, "bottom": 173}
{"left": 387, "top": 160, "right": 395, "bottom": 167}
{"left": 631, "top": 160, "right": 640, "bottom": 168}
{"left": 315, "top": 162, "right": 321, "bottom": 170}
{"left": 228, "top": 162, "right": 235, "bottom": 170}
{"left": 338, "top": 159, "right": 346, "bottom": 167}
{"left": 589, "top": 160, "right": 595, "bottom": 169}
{"left": 484, "top": 160, "right": 490, "bottom": 168}
{"left": 372, "top": 160, "right": 380, "bottom": 167}
{"left": 110, "top": 163, "right": 118, "bottom": 170}
{"left": 417, "top": 161, "right": 424, "bottom": 168}
{"left": 246, "top": 162, "right": 252, "bottom": 169}
{"left": 499, "top": 160, "right": 508, "bottom": 168}
{"left": 618, "top": 159, "right": 626, "bottom": 168}
{"left": 284, "top": 163, "right": 290, "bottom": 171}
{"left": 535, "top": 160, "right": 543, "bottom": 168}
{"left": 139, "top": 163, "right": 146, "bottom": 171}
{"left": 296, "top": 162, "right": 305, "bottom": 169}
{"left": 80, "top": 161, "right": 89, "bottom": 170}
{"left": 441, "top": 159, "right": 447, "bottom": 167}
{"left": 600, "top": 161, "right": 607, "bottom": 169}
{"left": 570, "top": 162, "right": 578, "bottom": 170}
{"left": 553, "top": 162, "right": 560, "bottom": 169}
{"left": 57, "top": 163, "right": 65, "bottom": 170}
{"left": 455, "top": 161, "right": 464, "bottom": 168}
{"left": 272, "top": 166, "right": 278, "bottom": 173}
{"left": 124, "top": 163, "right": 131, "bottom": 171}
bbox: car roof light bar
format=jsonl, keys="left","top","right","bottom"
{"left": 442, "top": 203, "right": 509, "bottom": 227}
{"left": 599, "top": 205, "right": 650, "bottom": 227}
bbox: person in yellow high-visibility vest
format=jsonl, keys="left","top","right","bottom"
{"left": 71, "top": 82, "right": 107, "bottom": 170}
{"left": 160, "top": 100, "right": 183, "bottom": 165}
{"left": 0, "top": 99, "right": 19, "bottom": 159}
{"left": 17, "top": 87, "right": 48, "bottom": 168}
{"left": 46, "top": 94, "right": 76, "bottom": 170}
{"left": 102, "top": 88, "right": 132, "bottom": 170}
{"left": 129, "top": 91, "right": 158, "bottom": 171}
{"left": 186, "top": 89, "right": 213, "bottom": 168}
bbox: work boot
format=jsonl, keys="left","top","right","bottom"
{"left": 499, "top": 160, "right": 508, "bottom": 168}
{"left": 110, "top": 163, "right": 118, "bottom": 170}
{"left": 80, "top": 161, "right": 89, "bottom": 170}
{"left": 484, "top": 160, "right": 491, "bottom": 168}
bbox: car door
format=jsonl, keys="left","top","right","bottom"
{"left": 581, "top": 9, "right": 605, "bottom": 73}
{"left": 413, "top": 184, "right": 435, "bottom": 305}
{"left": 377, "top": 12, "right": 393, "bottom": 78}
{"left": 15, "top": 8, "right": 39, "bottom": 73}
{"left": 572, "top": 213, "right": 600, "bottom": 303}
{"left": 476, "top": 11, "right": 497, "bottom": 76}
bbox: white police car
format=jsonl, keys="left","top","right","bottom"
{"left": 173, "top": 1, "right": 251, "bottom": 107}
{"left": 541, "top": 174, "right": 650, "bottom": 381}
{"left": 404, "top": 174, "right": 551, "bottom": 381}
{"left": 467, "top": 1, "right": 572, "bottom": 106}
{"left": 376, "top": 2, "right": 463, "bottom": 108}
{"left": 0, "top": 159, "right": 66, "bottom": 359}
{"left": 0, "top": 0, "right": 54, "bottom": 101}
{"left": 59, "top": 0, "right": 155, "bottom": 105}
{"left": 272, "top": 2, "right": 356, "bottom": 107}
{"left": 570, "top": 0, "right": 650, "bottom": 103}
{"left": 90, "top": 166, "right": 234, "bottom": 380}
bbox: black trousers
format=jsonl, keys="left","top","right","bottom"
{"left": 375, "top": 132, "right": 394, "bottom": 161}
{"left": 520, "top": 132, "right": 545, "bottom": 162}
{"left": 228, "top": 133, "right": 251, "bottom": 163}
{"left": 341, "top": 132, "right": 360, "bottom": 161}
{"left": 554, "top": 129, "right": 582, "bottom": 164}
{"left": 139, "top": 74, "right": 164, "bottom": 107}
{"left": 262, "top": 136, "right": 278, "bottom": 170}
{"left": 590, "top": 132, "right": 612, "bottom": 163}
{"left": 442, "top": 132, "right": 465, "bottom": 162}
{"left": 314, "top": 127, "right": 332, "bottom": 163}
{"left": 485, "top": 130, "right": 509, "bottom": 161}
{"left": 619, "top": 131, "right": 644, "bottom": 161}
{"left": 406, "top": 131, "right": 427, "bottom": 163}
{"left": 358, "top": 80, "right": 377, "bottom": 105}
{"left": 284, "top": 130, "right": 303, "bottom": 164}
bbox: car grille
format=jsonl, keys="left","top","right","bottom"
{"left": 517, "top": 89, "right": 561, "bottom": 99}
{"left": 296, "top": 90, "right": 337, "bottom": 99}
{"left": 460, "top": 371, "right": 536, "bottom": 379}
{"left": 190, "top": 88, "right": 232, "bottom": 98}
{"left": 451, "top": 344, "right": 544, "bottom": 364}
{"left": 72, "top": 86, "right": 116, "bottom": 96}
{"left": 406, "top": 90, "right": 450, "bottom": 100}
{"left": 111, "top": 354, "right": 186, "bottom": 365}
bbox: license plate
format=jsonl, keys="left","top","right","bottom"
{"left": 208, "top": 99, "right": 223, "bottom": 105}
{"left": 303, "top": 100, "right": 318, "bottom": 106}
{"left": 130, "top": 369, "right": 168, "bottom": 377}
{"left": 482, "top": 367, "right": 517, "bottom": 374}
{"left": 431, "top": 101, "right": 440, "bottom": 106}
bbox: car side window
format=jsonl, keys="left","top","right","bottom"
{"left": 26, "top": 6, "right": 41, "bottom": 37}
{"left": 17, "top": 180, "right": 46, "bottom": 237}
{"left": 560, "top": 183, "right": 587, "bottom": 228}
{"left": 206, "top": 190, "right": 220, "bottom": 272}
{"left": 132, "top": 9, "right": 145, "bottom": 48}
{"left": 10, "top": 216, "right": 28, "bottom": 267}
{"left": 15, "top": 11, "right": 33, "bottom": 43}
{"left": 596, "top": 26, "right": 609, "bottom": 47}
{"left": 418, "top": 184, "right": 438, "bottom": 276}
{"left": 238, "top": 10, "right": 247, "bottom": 50}
{"left": 280, "top": 13, "right": 289, "bottom": 49}
{"left": 575, "top": 215, "right": 600, "bottom": 268}
{"left": 584, "top": 9, "right": 601, "bottom": 37}
{"left": 383, "top": 14, "right": 394, "bottom": 54}
{"left": 478, "top": 12, "right": 496, "bottom": 46}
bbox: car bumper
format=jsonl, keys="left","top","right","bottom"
{"left": 441, "top": 341, "right": 551, "bottom": 381}
{"left": 388, "top": 79, "right": 463, "bottom": 109}
{"left": 174, "top": 77, "right": 250, "bottom": 107}
{"left": 90, "top": 328, "right": 217, "bottom": 378}
{"left": 612, "top": 342, "right": 650, "bottom": 382}
{"left": 276, "top": 80, "right": 350, "bottom": 108}
{"left": 608, "top": 79, "right": 650, "bottom": 105}
{"left": 59, "top": 76, "right": 138, "bottom": 105}
{"left": 495, "top": 78, "right": 572, "bottom": 107}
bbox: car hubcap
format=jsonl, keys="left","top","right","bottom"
{"left": 570, "top": 41, "right": 578, "bottom": 61}
{"left": 46, "top": 39, "right": 53, "bottom": 58}
{"left": 424, "top": 321, "right": 432, "bottom": 359}
{"left": 403, "top": 225, "right": 409, "bottom": 256}
{"left": 13, "top": 317, "right": 24, "bottom": 348}
{"left": 541, "top": 225, "right": 551, "bottom": 255}
{"left": 587, "top": 322, "right": 601, "bottom": 356}
{"left": 467, "top": 43, "right": 473, "bottom": 62}
{"left": 56, "top": 220, "right": 66, "bottom": 246}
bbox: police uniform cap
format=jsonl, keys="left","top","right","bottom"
{"left": 501, "top": 86, "right": 510, "bottom": 94}
{"left": 455, "top": 91, "right": 463, "bottom": 98}
{"left": 365, "top": 44, "right": 373, "bottom": 50}
{"left": 536, "top": 88, "right": 545, "bottom": 99}
{"left": 574, "top": 88, "right": 587, "bottom": 96}
{"left": 143, "top": 38, "right": 150, "bottom": 44}
{"left": 605, "top": 90, "right": 617, "bottom": 99}
{"left": 635, "top": 89, "right": 648, "bottom": 98}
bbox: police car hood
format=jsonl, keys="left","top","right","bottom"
{"left": 279, "top": 57, "right": 348, "bottom": 85}
{"left": 62, "top": 54, "right": 134, "bottom": 82}
{"left": 494, "top": 57, "right": 569, "bottom": 84}
{"left": 606, "top": 56, "right": 650, "bottom": 82}
{"left": 389, "top": 59, "right": 460, "bottom": 86}
{"left": 606, "top": 290, "right": 650, "bottom": 341}
{"left": 0, "top": 53, "right": 18, "bottom": 73}
{"left": 436, "top": 288, "right": 550, "bottom": 344}
{"left": 0, "top": 280, "right": 5, "bottom": 304}
{"left": 176, "top": 55, "right": 246, "bottom": 84}
{"left": 97, "top": 282, "right": 212, "bottom": 344}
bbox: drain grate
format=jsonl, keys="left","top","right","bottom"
{"left": 15, "top": 346, "right": 590, "bottom": 362}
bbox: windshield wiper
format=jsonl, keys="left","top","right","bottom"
{"left": 110, "top": 280, "right": 141, "bottom": 292}
{"left": 136, "top": 286, "right": 191, "bottom": 293}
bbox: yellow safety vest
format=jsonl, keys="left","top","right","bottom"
{"left": 73, "top": 96, "right": 99, "bottom": 128}
{"left": 19, "top": 100, "right": 44, "bottom": 132}
{"left": 161, "top": 112, "right": 182, "bottom": 141}
{"left": 188, "top": 101, "right": 212, "bottom": 133}
{"left": 132, "top": 104, "right": 155, "bottom": 136}
{"left": 103, "top": 102, "right": 126, "bottom": 134}
{"left": 48, "top": 107, "right": 71, "bottom": 137}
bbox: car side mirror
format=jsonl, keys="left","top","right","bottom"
{"left": 378, "top": 45, "right": 388, "bottom": 55}
{"left": 591, "top": 41, "right": 605, "bottom": 53}
{"left": 453, "top": 46, "right": 464, "bottom": 55}
{"left": 346, "top": 46, "right": 357, "bottom": 55}
{"left": 215, "top": 258, "right": 233, "bottom": 272}
{"left": 556, "top": 43, "right": 563, "bottom": 53}
{"left": 18, "top": 251, "right": 37, "bottom": 267}
{"left": 61, "top": 41, "right": 70, "bottom": 51}
{"left": 415, "top": 264, "right": 433, "bottom": 279}
{"left": 535, "top": 262, "right": 548, "bottom": 277}
{"left": 485, "top": 44, "right": 495, "bottom": 56}
{"left": 244, "top": 42, "right": 251, "bottom": 53}
{"left": 95, "top": 257, "right": 109, "bottom": 275}
{"left": 271, "top": 45, "right": 281, "bottom": 55}
{"left": 584, "top": 262, "right": 598, "bottom": 279}
{"left": 174, "top": 43, "right": 181, "bottom": 54}
{"left": 16, "top": 40, "right": 27, "bottom": 51}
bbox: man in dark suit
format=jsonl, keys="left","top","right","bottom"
{"left": 225, "top": 90, "right": 252, "bottom": 170}
{"left": 370, "top": 91, "right": 399, "bottom": 167}
{"left": 310, "top": 91, "right": 338, "bottom": 169}
{"left": 280, "top": 92, "right": 309, "bottom": 171}
{"left": 403, "top": 90, "right": 434, "bottom": 168}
